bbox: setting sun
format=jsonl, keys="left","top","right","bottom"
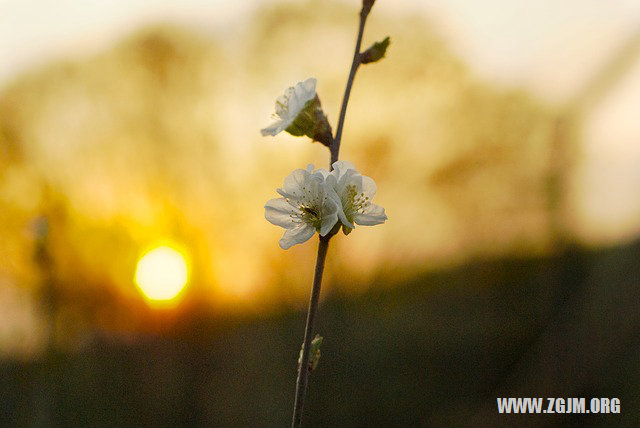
{"left": 134, "top": 245, "right": 189, "bottom": 305}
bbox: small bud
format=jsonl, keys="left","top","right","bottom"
{"left": 360, "top": 37, "right": 390, "bottom": 64}
{"left": 342, "top": 225, "right": 352, "bottom": 236}
{"left": 298, "top": 334, "right": 323, "bottom": 372}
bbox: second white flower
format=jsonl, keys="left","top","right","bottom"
{"left": 328, "top": 161, "right": 387, "bottom": 233}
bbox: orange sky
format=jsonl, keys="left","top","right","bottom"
{"left": 1, "top": 0, "right": 640, "bottom": 241}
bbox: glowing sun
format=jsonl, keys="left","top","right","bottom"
{"left": 135, "top": 245, "right": 189, "bottom": 305}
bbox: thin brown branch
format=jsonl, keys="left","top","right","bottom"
{"left": 291, "top": 235, "right": 330, "bottom": 427}
{"left": 330, "top": 7, "right": 371, "bottom": 168}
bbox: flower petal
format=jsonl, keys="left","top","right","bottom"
{"left": 319, "top": 200, "right": 339, "bottom": 236}
{"left": 361, "top": 175, "right": 377, "bottom": 198}
{"left": 313, "top": 168, "right": 329, "bottom": 179}
{"left": 275, "top": 93, "right": 289, "bottom": 117}
{"left": 336, "top": 168, "right": 360, "bottom": 194}
{"left": 294, "top": 78, "right": 316, "bottom": 108}
{"left": 265, "top": 198, "right": 297, "bottom": 229}
{"left": 276, "top": 188, "right": 296, "bottom": 199}
{"left": 325, "top": 170, "right": 353, "bottom": 229}
{"left": 260, "top": 120, "right": 285, "bottom": 136}
{"left": 282, "top": 168, "right": 310, "bottom": 195}
{"left": 302, "top": 77, "right": 317, "bottom": 95}
{"left": 337, "top": 211, "right": 355, "bottom": 229}
{"left": 355, "top": 203, "right": 387, "bottom": 226}
{"left": 331, "top": 160, "right": 356, "bottom": 180}
{"left": 323, "top": 175, "right": 342, "bottom": 206}
{"left": 279, "top": 225, "right": 316, "bottom": 249}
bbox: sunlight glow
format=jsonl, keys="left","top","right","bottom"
{"left": 135, "top": 245, "right": 189, "bottom": 305}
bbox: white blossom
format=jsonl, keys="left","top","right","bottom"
{"left": 265, "top": 164, "right": 340, "bottom": 249}
{"left": 328, "top": 161, "right": 387, "bottom": 231}
{"left": 261, "top": 78, "right": 317, "bottom": 137}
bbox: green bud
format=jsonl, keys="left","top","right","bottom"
{"left": 298, "top": 334, "right": 323, "bottom": 372}
{"left": 360, "top": 36, "right": 390, "bottom": 64}
{"left": 342, "top": 225, "right": 352, "bottom": 236}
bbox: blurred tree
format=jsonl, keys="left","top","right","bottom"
{"left": 0, "top": 1, "right": 636, "bottom": 341}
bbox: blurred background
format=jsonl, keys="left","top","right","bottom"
{"left": 1, "top": 0, "right": 640, "bottom": 425}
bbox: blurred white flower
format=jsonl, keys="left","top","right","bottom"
{"left": 261, "top": 78, "right": 317, "bottom": 137}
{"left": 328, "top": 161, "right": 387, "bottom": 232}
{"left": 265, "top": 164, "right": 340, "bottom": 249}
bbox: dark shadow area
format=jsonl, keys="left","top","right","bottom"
{"left": 1, "top": 239, "right": 638, "bottom": 427}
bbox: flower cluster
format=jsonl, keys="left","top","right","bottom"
{"left": 265, "top": 161, "right": 387, "bottom": 249}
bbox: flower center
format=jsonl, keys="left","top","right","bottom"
{"left": 298, "top": 204, "right": 321, "bottom": 229}
{"left": 286, "top": 186, "right": 325, "bottom": 231}
{"left": 343, "top": 185, "right": 369, "bottom": 222}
